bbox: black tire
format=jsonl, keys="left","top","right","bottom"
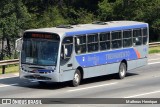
{"left": 117, "top": 62, "right": 127, "bottom": 79}
{"left": 71, "top": 69, "right": 81, "bottom": 87}
{"left": 38, "top": 81, "right": 47, "bottom": 85}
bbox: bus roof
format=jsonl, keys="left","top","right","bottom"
{"left": 25, "top": 21, "right": 148, "bottom": 38}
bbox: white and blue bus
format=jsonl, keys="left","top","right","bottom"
{"left": 16, "top": 21, "right": 149, "bottom": 86}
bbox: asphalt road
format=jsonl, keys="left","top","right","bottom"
{"left": 0, "top": 54, "right": 160, "bottom": 107}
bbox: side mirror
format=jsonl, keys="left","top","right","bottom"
{"left": 61, "top": 45, "right": 71, "bottom": 59}
{"left": 15, "top": 38, "right": 22, "bottom": 52}
{"left": 76, "top": 38, "right": 80, "bottom": 45}
{"left": 64, "top": 48, "right": 68, "bottom": 57}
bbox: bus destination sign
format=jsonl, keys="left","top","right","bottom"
{"left": 31, "top": 33, "right": 52, "bottom": 39}
{"left": 23, "top": 32, "right": 60, "bottom": 40}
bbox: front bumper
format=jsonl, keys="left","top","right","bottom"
{"left": 20, "top": 70, "right": 59, "bottom": 82}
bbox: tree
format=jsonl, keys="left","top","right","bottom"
{"left": 0, "top": 0, "right": 30, "bottom": 59}
{"left": 98, "top": 0, "right": 160, "bottom": 41}
{"left": 98, "top": 0, "right": 114, "bottom": 20}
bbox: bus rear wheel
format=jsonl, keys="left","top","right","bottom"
{"left": 117, "top": 62, "right": 127, "bottom": 79}
{"left": 71, "top": 69, "right": 81, "bottom": 87}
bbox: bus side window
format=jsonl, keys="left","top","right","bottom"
{"left": 123, "top": 30, "right": 132, "bottom": 47}
{"left": 75, "top": 35, "right": 86, "bottom": 54}
{"left": 111, "top": 31, "right": 122, "bottom": 49}
{"left": 64, "top": 44, "right": 73, "bottom": 58}
{"left": 99, "top": 32, "right": 110, "bottom": 50}
{"left": 142, "top": 28, "right": 148, "bottom": 45}
{"left": 133, "top": 29, "right": 142, "bottom": 46}
{"left": 87, "top": 34, "right": 98, "bottom": 52}
{"left": 60, "top": 37, "right": 73, "bottom": 65}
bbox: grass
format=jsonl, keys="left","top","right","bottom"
{"left": 149, "top": 46, "right": 160, "bottom": 54}
{"left": 1, "top": 46, "right": 160, "bottom": 74}
{"left": 0, "top": 65, "right": 19, "bottom": 75}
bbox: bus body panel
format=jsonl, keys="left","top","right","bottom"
{"left": 127, "top": 60, "right": 137, "bottom": 70}
{"left": 65, "top": 24, "right": 148, "bottom": 37}
{"left": 20, "top": 64, "right": 60, "bottom": 82}
{"left": 132, "top": 45, "right": 148, "bottom": 68}
{"left": 59, "top": 54, "right": 75, "bottom": 82}
{"left": 18, "top": 21, "right": 149, "bottom": 83}
{"left": 75, "top": 48, "right": 139, "bottom": 67}
{"left": 61, "top": 69, "right": 75, "bottom": 82}
{"left": 60, "top": 46, "right": 148, "bottom": 81}
{"left": 83, "top": 63, "right": 116, "bottom": 78}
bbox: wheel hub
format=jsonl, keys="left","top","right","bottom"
{"left": 74, "top": 73, "right": 79, "bottom": 83}
{"left": 120, "top": 66, "right": 125, "bottom": 76}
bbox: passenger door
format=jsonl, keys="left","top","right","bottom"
{"left": 60, "top": 37, "right": 74, "bottom": 81}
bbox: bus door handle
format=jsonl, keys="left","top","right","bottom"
{"left": 67, "top": 63, "right": 72, "bottom": 67}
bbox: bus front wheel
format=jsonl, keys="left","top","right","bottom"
{"left": 117, "top": 62, "right": 127, "bottom": 79}
{"left": 71, "top": 69, "right": 81, "bottom": 87}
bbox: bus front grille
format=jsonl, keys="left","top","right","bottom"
{"left": 24, "top": 75, "right": 51, "bottom": 80}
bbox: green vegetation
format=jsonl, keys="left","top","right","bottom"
{"left": 149, "top": 46, "right": 160, "bottom": 54}
{"left": 0, "top": 65, "right": 19, "bottom": 74}
{"left": 0, "top": 0, "right": 160, "bottom": 60}
{"left": 5, "top": 65, "right": 19, "bottom": 74}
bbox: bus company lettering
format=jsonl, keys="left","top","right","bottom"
{"left": 106, "top": 51, "right": 130, "bottom": 60}
{"left": 88, "top": 56, "right": 100, "bottom": 65}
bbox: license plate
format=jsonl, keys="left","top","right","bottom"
{"left": 33, "top": 75, "right": 40, "bottom": 78}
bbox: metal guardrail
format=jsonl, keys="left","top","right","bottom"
{"left": 149, "top": 42, "right": 160, "bottom": 47}
{"left": 0, "top": 59, "right": 19, "bottom": 74}
{"left": 0, "top": 42, "right": 160, "bottom": 74}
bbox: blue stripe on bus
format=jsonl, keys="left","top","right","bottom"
{"left": 38, "top": 69, "right": 53, "bottom": 73}
{"left": 65, "top": 24, "right": 147, "bottom": 36}
{"left": 75, "top": 48, "right": 139, "bottom": 67}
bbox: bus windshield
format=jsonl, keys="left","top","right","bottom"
{"left": 21, "top": 39, "right": 59, "bottom": 66}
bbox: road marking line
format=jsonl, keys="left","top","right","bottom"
{"left": 152, "top": 75, "right": 160, "bottom": 77}
{"left": 67, "top": 82, "right": 117, "bottom": 92}
{"left": 155, "top": 54, "right": 160, "bottom": 56}
{"left": 0, "top": 83, "right": 18, "bottom": 88}
{"left": 149, "top": 58, "right": 160, "bottom": 61}
{"left": 124, "top": 90, "right": 160, "bottom": 98}
{"left": 148, "top": 62, "right": 160, "bottom": 65}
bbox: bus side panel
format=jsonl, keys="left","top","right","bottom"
{"left": 60, "top": 55, "right": 75, "bottom": 82}
{"left": 83, "top": 62, "right": 121, "bottom": 79}
{"left": 128, "top": 45, "right": 148, "bottom": 70}
{"left": 140, "top": 45, "right": 148, "bottom": 58}
{"left": 136, "top": 58, "right": 147, "bottom": 68}
{"left": 127, "top": 60, "right": 137, "bottom": 70}
{"left": 61, "top": 69, "right": 75, "bottom": 82}
{"left": 83, "top": 64, "right": 110, "bottom": 79}
{"left": 106, "top": 63, "right": 120, "bottom": 74}
{"left": 75, "top": 48, "right": 141, "bottom": 79}
{"left": 135, "top": 45, "right": 148, "bottom": 67}
{"left": 127, "top": 57, "right": 147, "bottom": 71}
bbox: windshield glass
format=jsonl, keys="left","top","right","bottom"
{"left": 21, "top": 39, "right": 59, "bottom": 66}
